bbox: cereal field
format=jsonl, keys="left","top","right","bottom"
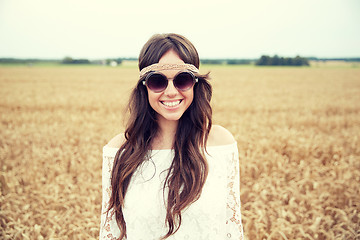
{"left": 0, "top": 64, "right": 359, "bottom": 239}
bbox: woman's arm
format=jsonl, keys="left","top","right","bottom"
{"left": 209, "top": 125, "right": 244, "bottom": 239}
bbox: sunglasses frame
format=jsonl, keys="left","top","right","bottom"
{"left": 142, "top": 70, "right": 198, "bottom": 93}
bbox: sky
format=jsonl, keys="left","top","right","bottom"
{"left": 0, "top": 0, "right": 359, "bottom": 60}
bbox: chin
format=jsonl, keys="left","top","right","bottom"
{"left": 163, "top": 115, "right": 183, "bottom": 121}
{"left": 157, "top": 112, "right": 184, "bottom": 122}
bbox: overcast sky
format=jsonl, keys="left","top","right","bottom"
{"left": 0, "top": 0, "right": 359, "bottom": 59}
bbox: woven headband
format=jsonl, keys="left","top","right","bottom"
{"left": 139, "top": 63, "right": 199, "bottom": 77}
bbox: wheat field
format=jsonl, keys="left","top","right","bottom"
{"left": 0, "top": 64, "right": 359, "bottom": 239}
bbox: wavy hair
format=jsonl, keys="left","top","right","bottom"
{"left": 107, "top": 33, "right": 212, "bottom": 239}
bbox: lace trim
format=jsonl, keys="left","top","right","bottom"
{"left": 103, "top": 209, "right": 118, "bottom": 240}
{"left": 226, "top": 152, "right": 244, "bottom": 239}
{"left": 100, "top": 155, "right": 123, "bottom": 239}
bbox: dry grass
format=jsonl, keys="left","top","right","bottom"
{"left": 0, "top": 64, "right": 359, "bottom": 239}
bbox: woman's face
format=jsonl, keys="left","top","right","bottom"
{"left": 146, "top": 50, "right": 194, "bottom": 123}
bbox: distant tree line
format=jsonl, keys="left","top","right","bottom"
{"left": 61, "top": 57, "right": 127, "bottom": 65}
{"left": 307, "top": 57, "right": 360, "bottom": 62}
{"left": 61, "top": 57, "right": 91, "bottom": 64}
{"left": 0, "top": 58, "right": 58, "bottom": 64}
{"left": 200, "top": 59, "right": 253, "bottom": 65}
{"left": 104, "top": 58, "right": 123, "bottom": 65}
{"left": 256, "top": 55, "right": 309, "bottom": 66}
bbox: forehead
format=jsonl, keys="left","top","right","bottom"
{"left": 158, "top": 50, "right": 184, "bottom": 64}
{"left": 158, "top": 69, "right": 182, "bottom": 78}
{"left": 158, "top": 51, "right": 183, "bottom": 77}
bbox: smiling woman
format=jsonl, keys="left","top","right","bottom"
{"left": 99, "top": 33, "right": 244, "bottom": 240}
{"left": 145, "top": 50, "right": 196, "bottom": 125}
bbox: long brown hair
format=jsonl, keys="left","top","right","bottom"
{"left": 107, "top": 33, "right": 212, "bottom": 239}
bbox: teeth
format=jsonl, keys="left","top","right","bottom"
{"left": 162, "top": 100, "right": 181, "bottom": 107}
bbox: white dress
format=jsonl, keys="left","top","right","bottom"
{"left": 99, "top": 142, "right": 244, "bottom": 240}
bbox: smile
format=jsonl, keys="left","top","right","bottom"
{"left": 161, "top": 100, "right": 182, "bottom": 107}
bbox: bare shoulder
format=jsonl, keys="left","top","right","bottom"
{"left": 207, "top": 125, "right": 236, "bottom": 146}
{"left": 106, "top": 133, "right": 126, "bottom": 148}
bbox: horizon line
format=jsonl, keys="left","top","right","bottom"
{"left": 1, "top": 56, "right": 360, "bottom": 61}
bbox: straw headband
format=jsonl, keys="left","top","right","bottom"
{"left": 139, "top": 63, "right": 199, "bottom": 78}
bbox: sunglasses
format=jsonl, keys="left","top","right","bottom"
{"left": 142, "top": 71, "right": 198, "bottom": 93}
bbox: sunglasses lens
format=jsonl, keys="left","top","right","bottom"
{"left": 147, "top": 73, "right": 167, "bottom": 92}
{"left": 174, "top": 72, "right": 195, "bottom": 91}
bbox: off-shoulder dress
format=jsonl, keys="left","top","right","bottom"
{"left": 100, "top": 142, "right": 244, "bottom": 240}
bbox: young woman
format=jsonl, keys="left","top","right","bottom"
{"left": 100, "top": 33, "right": 244, "bottom": 240}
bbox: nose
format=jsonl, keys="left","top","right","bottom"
{"left": 163, "top": 79, "right": 178, "bottom": 97}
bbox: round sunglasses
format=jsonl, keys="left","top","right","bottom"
{"left": 142, "top": 71, "right": 198, "bottom": 93}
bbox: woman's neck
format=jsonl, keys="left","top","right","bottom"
{"left": 152, "top": 117, "right": 178, "bottom": 150}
